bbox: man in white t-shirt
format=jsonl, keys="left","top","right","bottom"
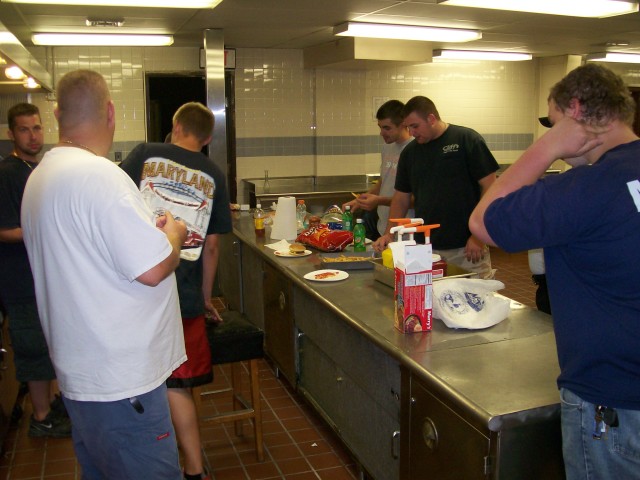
{"left": 343, "top": 100, "right": 413, "bottom": 239}
{"left": 21, "top": 69, "right": 188, "bottom": 479}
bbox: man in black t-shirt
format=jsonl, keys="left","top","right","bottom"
{"left": 0, "top": 103, "right": 71, "bottom": 438}
{"left": 373, "top": 96, "right": 499, "bottom": 278}
{"left": 121, "top": 102, "right": 231, "bottom": 480}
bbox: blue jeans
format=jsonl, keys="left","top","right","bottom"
{"left": 63, "top": 384, "right": 182, "bottom": 480}
{"left": 560, "top": 387, "right": 640, "bottom": 480}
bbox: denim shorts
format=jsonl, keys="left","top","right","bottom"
{"left": 63, "top": 384, "right": 182, "bottom": 480}
{"left": 5, "top": 301, "right": 56, "bottom": 382}
{"left": 560, "top": 387, "right": 640, "bottom": 480}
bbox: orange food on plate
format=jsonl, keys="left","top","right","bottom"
{"left": 314, "top": 271, "right": 339, "bottom": 280}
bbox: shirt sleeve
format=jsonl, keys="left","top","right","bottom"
{"left": 394, "top": 147, "right": 412, "bottom": 193}
{"left": 466, "top": 131, "right": 499, "bottom": 181}
{"left": 207, "top": 169, "right": 232, "bottom": 235}
{"left": 119, "top": 144, "right": 146, "bottom": 185}
{"left": 92, "top": 169, "right": 172, "bottom": 282}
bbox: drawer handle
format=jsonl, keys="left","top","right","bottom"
{"left": 278, "top": 291, "right": 286, "bottom": 310}
{"left": 422, "top": 417, "right": 439, "bottom": 452}
{"left": 0, "top": 347, "right": 7, "bottom": 371}
{"left": 391, "top": 430, "right": 400, "bottom": 459}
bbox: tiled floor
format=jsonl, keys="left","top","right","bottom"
{"left": 0, "top": 248, "right": 537, "bottom": 480}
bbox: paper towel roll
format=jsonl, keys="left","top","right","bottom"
{"left": 270, "top": 196, "right": 298, "bottom": 240}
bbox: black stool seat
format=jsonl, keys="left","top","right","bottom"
{"left": 207, "top": 310, "right": 264, "bottom": 365}
{"left": 198, "top": 309, "right": 265, "bottom": 461}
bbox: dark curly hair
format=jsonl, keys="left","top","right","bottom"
{"left": 549, "top": 63, "right": 635, "bottom": 126}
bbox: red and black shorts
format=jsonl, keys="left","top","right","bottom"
{"left": 166, "top": 315, "right": 213, "bottom": 389}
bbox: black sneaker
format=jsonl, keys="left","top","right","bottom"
{"left": 28, "top": 411, "right": 72, "bottom": 438}
{"left": 50, "top": 394, "right": 69, "bottom": 418}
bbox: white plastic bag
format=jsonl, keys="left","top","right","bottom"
{"left": 432, "top": 278, "right": 511, "bottom": 329}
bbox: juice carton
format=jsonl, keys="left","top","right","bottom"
{"left": 388, "top": 220, "right": 439, "bottom": 333}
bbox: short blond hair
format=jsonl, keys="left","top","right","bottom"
{"left": 173, "top": 102, "right": 215, "bottom": 143}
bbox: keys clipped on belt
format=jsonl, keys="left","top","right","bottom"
{"left": 593, "top": 405, "right": 619, "bottom": 440}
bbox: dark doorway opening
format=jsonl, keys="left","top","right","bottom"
{"left": 630, "top": 87, "right": 640, "bottom": 137}
{"left": 145, "top": 72, "right": 237, "bottom": 201}
{"left": 146, "top": 73, "right": 206, "bottom": 147}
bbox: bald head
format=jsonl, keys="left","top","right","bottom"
{"left": 56, "top": 69, "right": 111, "bottom": 132}
{"left": 54, "top": 69, "right": 115, "bottom": 156}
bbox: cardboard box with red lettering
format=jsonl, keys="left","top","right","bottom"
{"left": 393, "top": 242, "right": 433, "bottom": 333}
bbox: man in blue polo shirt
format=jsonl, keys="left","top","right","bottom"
{"left": 470, "top": 63, "right": 640, "bottom": 480}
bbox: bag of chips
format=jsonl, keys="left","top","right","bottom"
{"left": 296, "top": 225, "right": 353, "bottom": 252}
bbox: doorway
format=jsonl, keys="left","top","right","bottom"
{"left": 630, "top": 87, "right": 640, "bottom": 136}
{"left": 145, "top": 72, "right": 237, "bottom": 200}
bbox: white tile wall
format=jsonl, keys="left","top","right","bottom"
{"left": 28, "top": 45, "right": 201, "bottom": 155}
{"left": 14, "top": 46, "right": 640, "bottom": 195}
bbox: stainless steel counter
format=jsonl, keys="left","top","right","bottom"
{"left": 225, "top": 213, "right": 564, "bottom": 478}
{"left": 232, "top": 212, "right": 560, "bottom": 429}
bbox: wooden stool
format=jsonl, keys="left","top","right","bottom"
{"left": 193, "top": 310, "right": 265, "bottom": 461}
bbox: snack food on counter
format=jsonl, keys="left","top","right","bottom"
{"left": 321, "top": 205, "right": 343, "bottom": 224}
{"left": 308, "top": 215, "right": 322, "bottom": 228}
{"left": 296, "top": 225, "right": 353, "bottom": 252}
{"left": 321, "top": 254, "right": 369, "bottom": 262}
{"left": 289, "top": 243, "right": 307, "bottom": 255}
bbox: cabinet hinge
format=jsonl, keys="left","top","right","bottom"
{"left": 483, "top": 455, "right": 492, "bottom": 475}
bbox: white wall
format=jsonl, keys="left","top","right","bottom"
{"left": 11, "top": 46, "right": 640, "bottom": 201}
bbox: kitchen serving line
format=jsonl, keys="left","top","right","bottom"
{"left": 217, "top": 212, "right": 565, "bottom": 479}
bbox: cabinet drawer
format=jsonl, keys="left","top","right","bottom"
{"left": 241, "top": 246, "right": 265, "bottom": 330}
{"left": 294, "top": 288, "right": 401, "bottom": 418}
{"left": 263, "top": 262, "right": 296, "bottom": 383}
{"left": 299, "top": 339, "right": 400, "bottom": 480}
{"left": 402, "top": 377, "right": 490, "bottom": 480}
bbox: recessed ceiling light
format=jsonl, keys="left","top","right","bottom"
{"left": 437, "top": 0, "right": 639, "bottom": 18}
{"left": 32, "top": 33, "right": 174, "bottom": 46}
{"left": 433, "top": 49, "right": 532, "bottom": 61}
{"left": 2, "top": 0, "right": 222, "bottom": 7}
{"left": 5, "top": 65, "right": 24, "bottom": 79}
{"left": 24, "top": 77, "right": 40, "bottom": 89}
{"left": 586, "top": 52, "right": 640, "bottom": 63}
{"left": 334, "top": 22, "right": 482, "bottom": 43}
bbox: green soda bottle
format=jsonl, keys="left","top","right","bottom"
{"left": 353, "top": 218, "right": 366, "bottom": 252}
{"left": 342, "top": 205, "right": 353, "bottom": 231}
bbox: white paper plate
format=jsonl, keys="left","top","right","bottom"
{"left": 303, "top": 269, "right": 349, "bottom": 282}
{"left": 274, "top": 249, "right": 312, "bottom": 257}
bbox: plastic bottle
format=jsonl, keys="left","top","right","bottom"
{"left": 382, "top": 248, "right": 394, "bottom": 269}
{"left": 353, "top": 218, "right": 366, "bottom": 252}
{"left": 254, "top": 203, "right": 266, "bottom": 237}
{"left": 342, "top": 205, "right": 353, "bottom": 232}
{"left": 296, "top": 199, "right": 307, "bottom": 231}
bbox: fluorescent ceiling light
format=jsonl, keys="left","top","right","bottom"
{"left": 334, "top": 22, "right": 481, "bottom": 43}
{"left": 437, "top": 0, "right": 639, "bottom": 18}
{"left": 2, "top": 0, "right": 222, "bottom": 7}
{"left": 32, "top": 33, "right": 174, "bottom": 46}
{"left": 433, "top": 49, "right": 532, "bottom": 61}
{"left": 586, "top": 52, "right": 640, "bottom": 63}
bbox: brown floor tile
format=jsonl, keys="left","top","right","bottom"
{"left": 317, "top": 465, "right": 359, "bottom": 480}
{"left": 243, "top": 460, "right": 281, "bottom": 479}
{"left": 306, "top": 452, "right": 343, "bottom": 470}
{"left": 275, "top": 457, "right": 313, "bottom": 475}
